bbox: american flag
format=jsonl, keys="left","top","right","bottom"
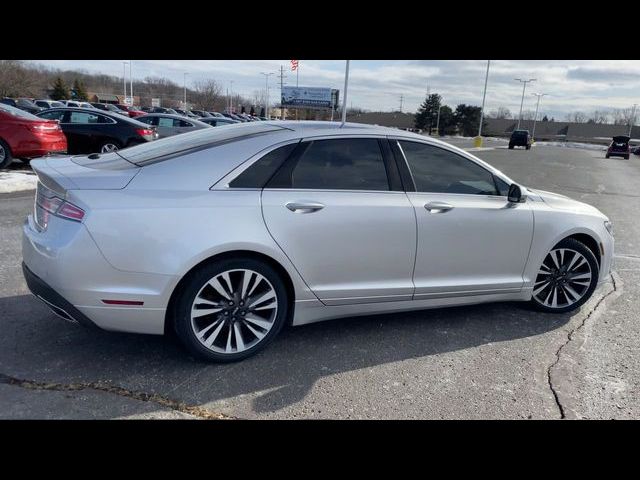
{"left": 291, "top": 60, "right": 299, "bottom": 71}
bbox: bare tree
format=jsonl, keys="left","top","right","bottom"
{"left": 612, "top": 107, "right": 636, "bottom": 126}
{"left": 565, "top": 111, "right": 588, "bottom": 123}
{"left": 520, "top": 109, "right": 536, "bottom": 121}
{"left": 0, "top": 60, "right": 41, "bottom": 97}
{"left": 191, "top": 79, "right": 222, "bottom": 111}
{"left": 588, "top": 110, "right": 609, "bottom": 124}
{"left": 487, "top": 106, "right": 511, "bottom": 119}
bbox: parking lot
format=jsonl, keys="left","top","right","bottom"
{"left": 1, "top": 140, "right": 638, "bottom": 419}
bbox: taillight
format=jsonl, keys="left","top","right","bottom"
{"left": 28, "top": 122, "right": 61, "bottom": 133}
{"left": 136, "top": 128, "right": 154, "bottom": 137}
{"left": 35, "top": 182, "right": 85, "bottom": 230}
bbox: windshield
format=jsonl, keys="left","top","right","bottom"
{"left": 117, "top": 122, "right": 288, "bottom": 166}
{"left": 0, "top": 103, "right": 40, "bottom": 120}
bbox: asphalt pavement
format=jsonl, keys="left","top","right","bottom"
{"left": 1, "top": 141, "right": 638, "bottom": 419}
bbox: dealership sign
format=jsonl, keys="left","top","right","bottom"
{"left": 281, "top": 86, "right": 336, "bottom": 109}
{"left": 151, "top": 98, "right": 161, "bottom": 107}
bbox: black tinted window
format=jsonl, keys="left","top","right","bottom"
{"left": 399, "top": 141, "right": 498, "bottom": 195}
{"left": 289, "top": 139, "right": 389, "bottom": 191}
{"left": 230, "top": 142, "right": 298, "bottom": 188}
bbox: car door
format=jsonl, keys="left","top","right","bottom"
{"left": 174, "top": 118, "right": 197, "bottom": 135}
{"left": 60, "top": 110, "right": 98, "bottom": 153}
{"left": 392, "top": 138, "right": 534, "bottom": 298}
{"left": 261, "top": 136, "right": 417, "bottom": 305}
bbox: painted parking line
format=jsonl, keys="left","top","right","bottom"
{"left": 464, "top": 147, "right": 496, "bottom": 152}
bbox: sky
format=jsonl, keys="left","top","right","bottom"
{"left": 31, "top": 60, "right": 640, "bottom": 119}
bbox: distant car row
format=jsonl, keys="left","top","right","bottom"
{"left": 0, "top": 101, "right": 274, "bottom": 168}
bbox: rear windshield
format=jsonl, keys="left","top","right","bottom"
{"left": 116, "top": 122, "right": 289, "bottom": 166}
{"left": 512, "top": 130, "right": 528, "bottom": 136}
{"left": 0, "top": 103, "right": 40, "bottom": 119}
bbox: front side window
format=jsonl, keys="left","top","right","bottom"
{"left": 38, "top": 110, "right": 65, "bottom": 121}
{"left": 399, "top": 140, "right": 499, "bottom": 195}
{"left": 283, "top": 138, "right": 389, "bottom": 191}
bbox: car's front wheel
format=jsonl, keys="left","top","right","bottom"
{"left": 173, "top": 257, "right": 289, "bottom": 362}
{"left": 98, "top": 140, "right": 121, "bottom": 153}
{"left": 530, "top": 238, "right": 599, "bottom": 313}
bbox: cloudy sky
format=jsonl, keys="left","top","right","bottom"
{"left": 31, "top": 60, "right": 640, "bottom": 118}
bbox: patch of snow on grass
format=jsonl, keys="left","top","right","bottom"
{"left": 0, "top": 171, "right": 38, "bottom": 193}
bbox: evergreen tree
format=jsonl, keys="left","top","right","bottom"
{"left": 73, "top": 79, "right": 89, "bottom": 101}
{"left": 542, "top": 115, "right": 549, "bottom": 122}
{"left": 414, "top": 93, "right": 442, "bottom": 133}
{"left": 437, "top": 105, "right": 455, "bottom": 135}
{"left": 454, "top": 104, "right": 484, "bottom": 136}
{"left": 50, "top": 77, "right": 69, "bottom": 100}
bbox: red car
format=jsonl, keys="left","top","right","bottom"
{"left": 114, "top": 104, "right": 146, "bottom": 118}
{"left": 606, "top": 135, "right": 630, "bottom": 160}
{"left": 0, "top": 103, "right": 67, "bottom": 168}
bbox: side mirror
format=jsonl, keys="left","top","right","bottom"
{"left": 508, "top": 183, "right": 526, "bottom": 203}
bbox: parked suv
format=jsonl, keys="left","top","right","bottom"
{"left": 606, "top": 135, "right": 630, "bottom": 160}
{"left": 508, "top": 130, "right": 532, "bottom": 150}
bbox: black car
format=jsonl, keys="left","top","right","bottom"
{"left": 606, "top": 135, "right": 630, "bottom": 160}
{"left": 91, "top": 102, "right": 129, "bottom": 116}
{"left": 1, "top": 97, "right": 44, "bottom": 114}
{"left": 36, "top": 107, "right": 158, "bottom": 154}
{"left": 508, "top": 129, "right": 532, "bottom": 150}
{"left": 198, "top": 117, "right": 240, "bottom": 127}
{"left": 189, "top": 110, "right": 212, "bottom": 118}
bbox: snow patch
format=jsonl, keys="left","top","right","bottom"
{"left": 0, "top": 171, "right": 38, "bottom": 193}
{"left": 534, "top": 141, "right": 607, "bottom": 151}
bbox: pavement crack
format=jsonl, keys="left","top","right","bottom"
{"left": 546, "top": 272, "right": 620, "bottom": 419}
{"left": 0, "top": 373, "right": 234, "bottom": 420}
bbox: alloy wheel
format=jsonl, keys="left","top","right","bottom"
{"left": 100, "top": 143, "right": 119, "bottom": 153}
{"left": 190, "top": 269, "right": 278, "bottom": 354}
{"left": 532, "top": 248, "right": 592, "bottom": 309}
{"left": 0, "top": 144, "right": 5, "bottom": 162}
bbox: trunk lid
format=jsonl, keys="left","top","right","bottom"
{"left": 30, "top": 153, "right": 140, "bottom": 193}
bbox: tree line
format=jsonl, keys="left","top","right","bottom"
{"left": 414, "top": 93, "right": 486, "bottom": 136}
{"left": 484, "top": 105, "right": 636, "bottom": 125}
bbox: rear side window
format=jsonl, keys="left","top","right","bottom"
{"left": 38, "top": 110, "right": 65, "bottom": 121}
{"left": 399, "top": 141, "right": 499, "bottom": 195}
{"left": 68, "top": 112, "right": 100, "bottom": 124}
{"left": 229, "top": 142, "right": 299, "bottom": 188}
{"left": 270, "top": 138, "right": 390, "bottom": 191}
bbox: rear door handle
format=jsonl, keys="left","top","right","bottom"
{"left": 424, "top": 201, "right": 454, "bottom": 213}
{"left": 285, "top": 202, "right": 325, "bottom": 213}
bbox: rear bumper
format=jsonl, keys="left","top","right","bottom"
{"left": 22, "top": 261, "right": 99, "bottom": 329}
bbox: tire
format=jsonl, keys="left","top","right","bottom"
{"left": 625, "top": 155, "right": 630, "bottom": 160}
{"left": 98, "top": 140, "right": 121, "bottom": 153}
{"left": 173, "top": 257, "right": 289, "bottom": 362}
{"left": 0, "top": 138, "right": 13, "bottom": 169}
{"left": 605, "top": 154, "right": 610, "bottom": 159}
{"left": 530, "top": 238, "right": 599, "bottom": 314}
{"left": 508, "top": 144, "right": 514, "bottom": 150}
{"left": 526, "top": 145, "right": 531, "bottom": 150}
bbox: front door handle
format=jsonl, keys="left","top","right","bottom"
{"left": 424, "top": 201, "right": 454, "bottom": 213}
{"left": 285, "top": 202, "right": 325, "bottom": 213}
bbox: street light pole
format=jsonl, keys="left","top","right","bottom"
{"left": 515, "top": 78, "right": 536, "bottom": 130}
{"left": 476, "top": 60, "right": 491, "bottom": 146}
{"left": 341, "top": 60, "right": 350, "bottom": 125}
{"left": 531, "top": 93, "right": 547, "bottom": 141}
{"left": 122, "top": 61, "right": 128, "bottom": 101}
{"left": 183, "top": 73, "right": 188, "bottom": 110}
{"left": 129, "top": 61, "right": 133, "bottom": 105}
{"left": 260, "top": 73, "right": 274, "bottom": 119}
{"left": 436, "top": 103, "right": 442, "bottom": 136}
{"left": 629, "top": 104, "right": 638, "bottom": 137}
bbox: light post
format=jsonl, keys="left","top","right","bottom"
{"left": 129, "top": 61, "right": 133, "bottom": 105}
{"left": 629, "top": 104, "right": 638, "bottom": 137}
{"left": 436, "top": 103, "right": 442, "bottom": 136}
{"left": 183, "top": 73, "right": 188, "bottom": 110}
{"left": 476, "top": 59, "right": 491, "bottom": 147}
{"left": 260, "top": 72, "right": 274, "bottom": 119}
{"left": 531, "top": 93, "right": 547, "bottom": 142}
{"left": 122, "top": 61, "right": 129, "bottom": 101}
{"left": 229, "top": 80, "right": 234, "bottom": 113}
{"left": 341, "top": 60, "right": 350, "bottom": 124}
{"left": 515, "top": 78, "right": 536, "bottom": 130}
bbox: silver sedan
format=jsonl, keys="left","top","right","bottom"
{"left": 22, "top": 121, "right": 614, "bottom": 362}
{"left": 136, "top": 113, "right": 211, "bottom": 137}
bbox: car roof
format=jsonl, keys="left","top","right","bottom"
{"left": 140, "top": 113, "right": 211, "bottom": 124}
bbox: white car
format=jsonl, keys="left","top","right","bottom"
{"left": 22, "top": 121, "right": 614, "bottom": 362}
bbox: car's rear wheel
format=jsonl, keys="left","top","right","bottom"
{"left": 99, "top": 140, "right": 121, "bottom": 153}
{"left": 530, "top": 238, "right": 599, "bottom": 313}
{"left": 0, "top": 139, "right": 13, "bottom": 168}
{"left": 605, "top": 154, "right": 610, "bottom": 159}
{"left": 173, "top": 258, "right": 289, "bottom": 362}
{"left": 508, "top": 144, "right": 514, "bottom": 149}
{"left": 625, "top": 155, "right": 630, "bottom": 160}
